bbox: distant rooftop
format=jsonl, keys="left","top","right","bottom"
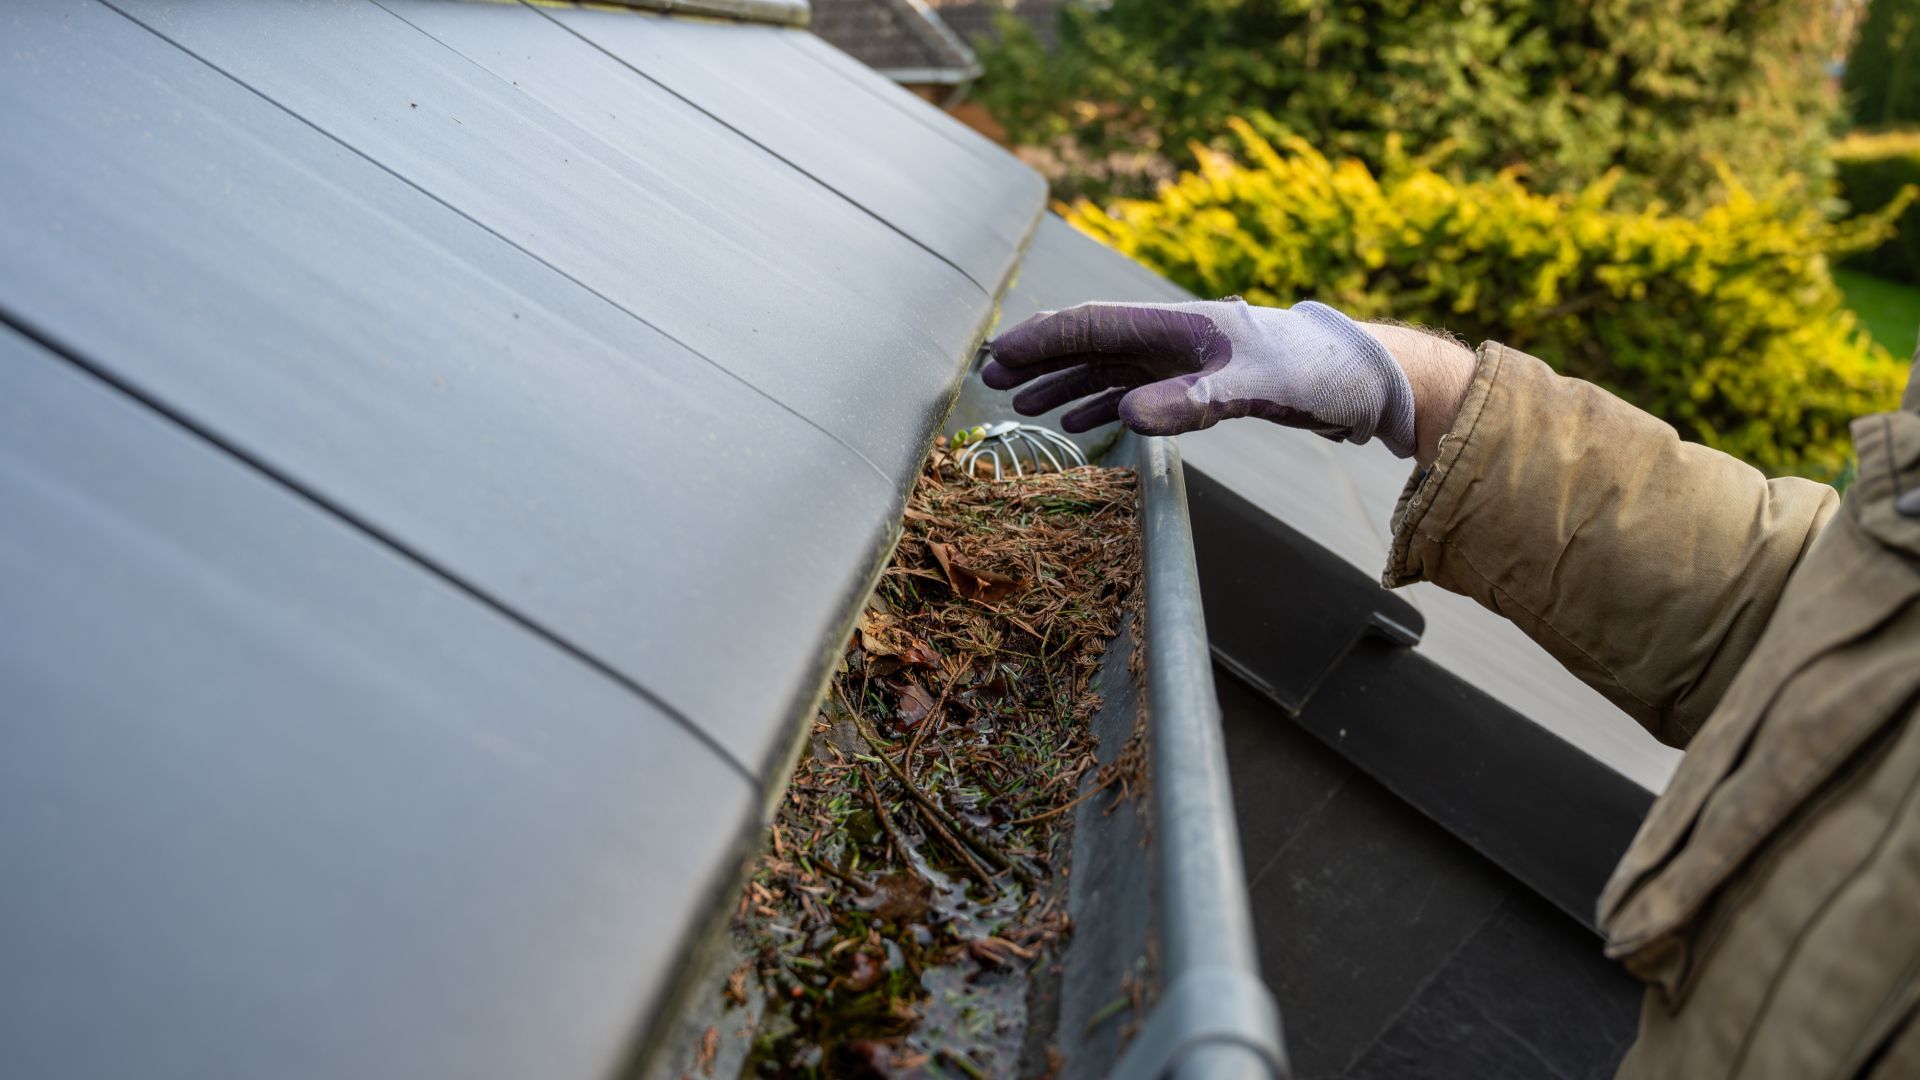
{"left": 925, "top": 0, "right": 1068, "bottom": 50}
{"left": 809, "top": 0, "right": 981, "bottom": 85}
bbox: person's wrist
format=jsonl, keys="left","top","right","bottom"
{"left": 1361, "top": 323, "right": 1475, "bottom": 468}
{"left": 1283, "top": 302, "right": 1418, "bottom": 456}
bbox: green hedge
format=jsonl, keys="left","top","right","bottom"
{"left": 1836, "top": 130, "right": 1920, "bottom": 284}
{"left": 977, "top": 0, "right": 1840, "bottom": 209}
{"left": 1062, "top": 123, "right": 1914, "bottom": 480}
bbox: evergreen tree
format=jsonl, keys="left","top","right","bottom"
{"left": 1846, "top": 0, "right": 1920, "bottom": 127}
{"left": 977, "top": 0, "right": 1840, "bottom": 205}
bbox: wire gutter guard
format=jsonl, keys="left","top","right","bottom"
{"left": 1115, "top": 435, "right": 1290, "bottom": 1080}
{"left": 581, "top": 0, "right": 811, "bottom": 28}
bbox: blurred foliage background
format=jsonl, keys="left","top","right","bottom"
{"left": 961, "top": 0, "right": 1920, "bottom": 479}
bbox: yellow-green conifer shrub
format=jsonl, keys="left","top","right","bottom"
{"left": 1063, "top": 122, "right": 1915, "bottom": 480}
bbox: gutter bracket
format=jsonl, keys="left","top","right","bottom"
{"left": 1109, "top": 966, "right": 1287, "bottom": 1080}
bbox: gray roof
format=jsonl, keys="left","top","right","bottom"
{"left": 809, "top": 0, "right": 982, "bottom": 82}
{"left": 0, "top": 1, "right": 1042, "bottom": 1076}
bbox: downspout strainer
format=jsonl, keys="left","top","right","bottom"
{"left": 948, "top": 421, "right": 1089, "bottom": 479}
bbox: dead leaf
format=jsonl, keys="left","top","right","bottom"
{"left": 901, "top": 506, "right": 954, "bottom": 527}
{"left": 927, "top": 540, "right": 1025, "bottom": 605}
{"left": 695, "top": 1025, "right": 718, "bottom": 1076}
{"left": 859, "top": 607, "right": 940, "bottom": 668}
{"left": 857, "top": 608, "right": 903, "bottom": 655}
{"left": 844, "top": 950, "right": 885, "bottom": 993}
{"left": 855, "top": 870, "right": 933, "bottom": 922}
{"left": 967, "top": 939, "right": 1013, "bottom": 968}
{"left": 723, "top": 962, "right": 751, "bottom": 1007}
{"left": 895, "top": 678, "right": 936, "bottom": 728}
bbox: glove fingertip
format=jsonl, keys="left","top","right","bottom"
{"left": 979, "top": 359, "right": 1028, "bottom": 390}
{"left": 985, "top": 308, "right": 1059, "bottom": 364}
{"left": 1117, "top": 380, "right": 1210, "bottom": 437}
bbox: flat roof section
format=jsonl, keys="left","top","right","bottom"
{"left": 1180, "top": 417, "right": 1681, "bottom": 795}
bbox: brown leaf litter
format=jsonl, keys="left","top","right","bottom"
{"left": 731, "top": 447, "right": 1143, "bottom": 1078}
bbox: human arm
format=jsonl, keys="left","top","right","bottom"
{"left": 985, "top": 299, "right": 1839, "bottom": 747}
{"left": 1384, "top": 342, "right": 1838, "bottom": 747}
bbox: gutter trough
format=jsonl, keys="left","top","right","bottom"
{"left": 912, "top": 216, "right": 1289, "bottom": 1079}
{"left": 651, "top": 430, "right": 1287, "bottom": 1079}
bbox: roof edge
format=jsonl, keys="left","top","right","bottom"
{"left": 873, "top": 62, "right": 984, "bottom": 84}
{"left": 566, "top": 0, "right": 811, "bottom": 28}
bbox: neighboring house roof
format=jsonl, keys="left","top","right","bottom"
{"left": 926, "top": 0, "right": 1069, "bottom": 50}
{"left": 809, "top": 0, "right": 982, "bottom": 83}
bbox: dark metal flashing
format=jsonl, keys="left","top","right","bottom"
{"left": 1183, "top": 467, "right": 1423, "bottom": 715}
{"left": 1184, "top": 463, "right": 1656, "bottom": 930}
{"left": 1217, "top": 669, "right": 1644, "bottom": 1076}
{"left": 1178, "top": 408, "right": 1681, "bottom": 796}
{"left": 1294, "top": 636, "right": 1655, "bottom": 932}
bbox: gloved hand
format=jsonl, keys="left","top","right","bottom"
{"left": 982, "top": 298, "right": 1418, "bottom": 457}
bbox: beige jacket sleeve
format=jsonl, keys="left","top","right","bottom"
{"left": 1383, "top": 342, "right": 1840, "bottom": 748}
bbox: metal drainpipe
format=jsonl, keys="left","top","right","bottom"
{"left": 1112, "top": 435, "right": 1289, "bottom": 1080}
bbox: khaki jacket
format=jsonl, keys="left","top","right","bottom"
{"left": 1384, "top": 342, "right": 1920, "bottom": 1078}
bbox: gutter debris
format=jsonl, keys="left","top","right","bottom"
{"left": 721, "top": 448, "right": 1144, "bottom": 1077}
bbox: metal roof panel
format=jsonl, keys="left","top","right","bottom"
{"left": 0, "top": 0, "right": 897, "bottom": 773}
{"left": 116, "top": 0, "right": 990, "bottom": 483}
{"left": 550, "top": 4, "right": 1045, "bottom": 292}
{"left": 0, "top": 327, "right": 753, "bottom": 1080}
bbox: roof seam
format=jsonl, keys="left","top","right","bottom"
{"left": 522, "top": 0, "right": 997, "bottom": 296}
{"left": 0, "top": 302, "right": 759, "bottom": 786}
{"left": 103, "top": 0, "right": 893, "bottom": 490}
{"left": 368, "top": 0, "right": 954, "bottom": 489}
{"left": 93, "top": 0, "right": 878, "bottom": 782}
{"left": 774, "top": 29, "right": 1014, "bottom": 172}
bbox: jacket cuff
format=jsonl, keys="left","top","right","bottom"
{"left": 1383, "top": 341, "right": 1508, "bottom": 588}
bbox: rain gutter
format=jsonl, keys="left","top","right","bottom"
{"left": 579, "top": 0, "right": 811, "bottom": 28}
{"left": 1114, "top": 434, "right": 1290, "bottom": 1080}
{"left": 874, "top": 64, "right": 984, "bottom": 85}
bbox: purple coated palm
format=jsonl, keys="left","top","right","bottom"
{"left": 983, "top": 298, "right": 1416, "bottom": 457}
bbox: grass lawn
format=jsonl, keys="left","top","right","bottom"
{"left": 1836, "top": 267, "right": 1920, "bottom": 362}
